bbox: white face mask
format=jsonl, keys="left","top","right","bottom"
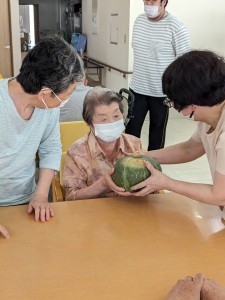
{"left": 144, "top": 5, "right": 160, "bottom": 18}
{"left": 58, "top": 98, "right": 69, "bottom": 108}
{"left": 180, "top": 111, "right": 195, "bottom": 121}
{"left": 41, "top": 90, "right": 70, "bottom": 109}
{"left": 93, "top": 119, "right": 125, "bottom": 142}
{"left": 53, "top": 91, "right": 70, "bottom": 108}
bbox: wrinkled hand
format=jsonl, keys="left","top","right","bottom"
{"left": 0, "top": 224, "right": 10, "bottom": 239}
{"left": 131, "top": 161, "right": 167, "bottom": 196}
{"left": 28, "top": 194, "right": 54, "bottom": 222}
{"left": 201, "top": 277, "right": 225, "bottom": 300}
{"left": 103, "top": 168, "right": 131, "bottom": 197}
{"left": 166, "top": 274, "right": 203, "bottom": 300}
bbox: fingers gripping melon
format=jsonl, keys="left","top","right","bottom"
{"left": 111, "top": 152, "right": 162, "bottom": 192}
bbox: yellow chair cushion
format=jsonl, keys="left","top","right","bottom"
{"left": 60, "top": 121, "right": 90, "bottom": 153}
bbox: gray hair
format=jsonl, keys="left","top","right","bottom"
{"left": 82, "top": 86, "right": 124, "bottom": 125}
{"left": 17, "top": 34, "right": 85, "bottom": 94}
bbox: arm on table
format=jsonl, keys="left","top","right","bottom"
{"left": 28, "top": 168, "right": 55, "bottom": 222}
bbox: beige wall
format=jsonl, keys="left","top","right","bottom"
{"left": 82, "top": 0, "right": 142, "bottom": 91}
{"left": 83, "top": 0, "right": 130, "bottom": 71}
{"left": 169, "top": 0, "right": 225, "bottom": 56}
{"left": 10, "top": 0, "right": 21, "bottom": 76}
{"left": 167, "top": 0, "right": 225, "bottom": 118}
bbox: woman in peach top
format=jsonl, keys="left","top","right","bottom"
{"left": 63, "top": 86, "right": 142, "bottom": 200}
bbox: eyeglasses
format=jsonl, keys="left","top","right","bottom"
{"left": 163, "top": 98, "right": 173, "bottom": 108}
{"left": 163, "top": 98, "right": 191, "bottom": 113}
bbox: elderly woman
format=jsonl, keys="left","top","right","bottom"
{"left": 129, "top": 50, "right": 225, "bottom": 207}
{"left": 63, "top": 86, "right": 142, "bottom": 200}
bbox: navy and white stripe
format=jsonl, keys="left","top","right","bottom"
{"left": 130, "top": 12, "right": 191, "bottom": 97}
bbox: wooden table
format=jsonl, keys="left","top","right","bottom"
{"left": 1, "top": 193, "right": 225, "bottom": 300}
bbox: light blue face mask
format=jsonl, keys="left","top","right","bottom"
{"left": 93, "top": 119, "right": 125, "bottom": 142}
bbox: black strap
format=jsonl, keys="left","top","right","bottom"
{"left": 118, "top": 88, "right": 135, "bottom": 126}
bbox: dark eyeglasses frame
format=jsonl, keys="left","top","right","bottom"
{"left": 163, "top": 98, "right": 190, "bottom": 113}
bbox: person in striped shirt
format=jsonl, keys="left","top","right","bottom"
{"left": 0, "top": 35, "right": 85, "bottom": 236}
{"left": 126, "top": 0, "right": 191, "bottom": 150}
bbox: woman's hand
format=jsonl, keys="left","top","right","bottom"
{"left": 28, "top": 194, "right": 54, "bottom": 222}
{"left": 166, "top": 273, "right": 203, "bottom": 300}
{"left": 103, "top": 168, "right": 131, "bottom": 196}
{"left": 130, "top": 162, "right": 168, "bottom": 196}
{"left": 0, "top": 224, "right": 10, "bottom": 239}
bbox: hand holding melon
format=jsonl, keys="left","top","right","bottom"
{"left": 101, "top": 167, "right": 131, "bottom": 196}
{"left": 111, "top": 152, "right": 162, "bottom": 192}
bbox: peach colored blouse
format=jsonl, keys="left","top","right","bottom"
{"left": 63, "top": 131, "right": 142, "bottom": 200}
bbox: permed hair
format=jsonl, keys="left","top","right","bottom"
{"left": 17, "top": 34, "right": 85, "bottom": 94}
{"left": 82, "top": 86, "right": 124, "bottom": 125}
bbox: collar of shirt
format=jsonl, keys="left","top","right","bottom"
{"left": 87, "top": 131, "right": 126, "bottom": 160}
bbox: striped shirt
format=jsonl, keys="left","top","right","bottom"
{"left": 130, "top": 12, "right": 191, "bottom": 97}
{"left": 0, "top": 78, "right": 62, "bottom": 206}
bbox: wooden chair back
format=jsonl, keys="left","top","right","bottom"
{"left": 52, "top": 121, "right": 90, "bottom": 202}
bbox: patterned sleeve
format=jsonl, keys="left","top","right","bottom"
{"left": 63, "top": 149, "right": 88, "bottom": 200}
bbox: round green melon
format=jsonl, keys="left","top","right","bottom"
{"left": 111, "top": 153, "right": 162, "bottom": 192}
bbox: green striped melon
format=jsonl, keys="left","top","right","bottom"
{"left": 112, "top": 152, "right": 162, "bottom": 192}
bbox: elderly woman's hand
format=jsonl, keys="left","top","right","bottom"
{"left": 103, "top": 168, "right": 131, "bottom": 197}
{"left": 130, "top": 161, "right": 168, "bottom": 196}
{"left": 166, "top": 274, "right": 203, "bottom": 300}
{"left": 0, "top": 224, "right": 10, "bottom": 239}
{"left": 28, "top": 194, "right": 54, "bottom": 222}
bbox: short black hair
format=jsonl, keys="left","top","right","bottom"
{"left": 162, "top": 50, "right": 225, "bottom": 110}
{"left": 17, "top": 34, "right": 85, "bottom": 95}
